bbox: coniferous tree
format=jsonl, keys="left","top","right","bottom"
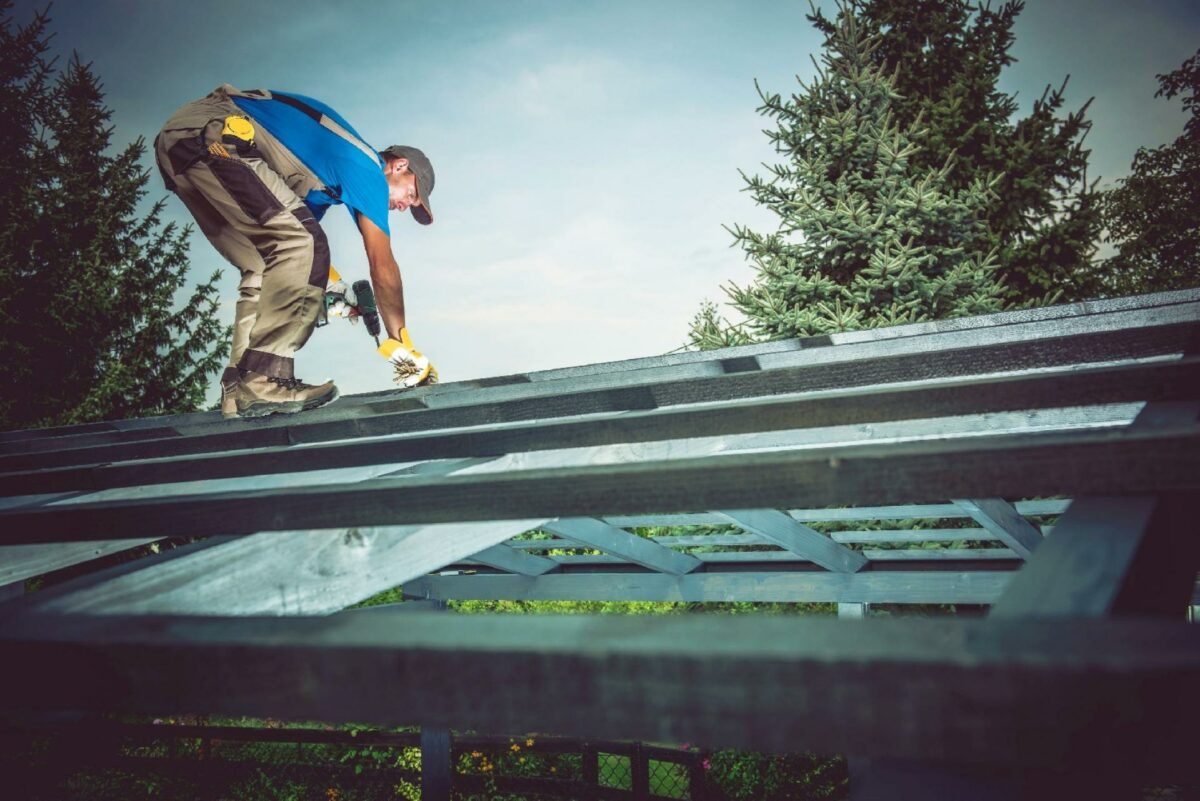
{"left": 0, "top": 2, "right": 229, "bottom": 429}
{"left": 809, "top": 0, "right": 1102, "bottom": 303}
{"left": 1096, "top": 49, "right": 1200, "bottom": 295}
{"left": 689, "top": 6, "right": 1007, "bottom": 347}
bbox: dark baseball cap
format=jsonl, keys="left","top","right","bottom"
{"left": 380, "top": 145, "right": 435, "bottom": 225}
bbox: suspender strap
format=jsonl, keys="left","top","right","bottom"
{"left": 273, "top": 92, "right": 322, "bottom": 122}
{"left": 270, "top": 92, "right": 380, "bottom": 166}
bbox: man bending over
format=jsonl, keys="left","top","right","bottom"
{"left": 155, "top": 84, "right": 436, "bottom": 419}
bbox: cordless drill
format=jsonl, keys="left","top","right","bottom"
{"left": 321, "top": 267, "right": 382, "bottom": 346}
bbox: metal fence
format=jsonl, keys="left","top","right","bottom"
{"left": 6, "top": 721, "right": 715, "bottom": 801}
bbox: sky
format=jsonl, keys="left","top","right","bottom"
{"left": 12, "top": 0, "right": 1200, "bottom": 401}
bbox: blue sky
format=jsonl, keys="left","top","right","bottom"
{"left": 14, "top": 0, "right": 1200, "bottom": 399}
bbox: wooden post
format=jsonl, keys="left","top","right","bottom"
{"left": 689, "top": 750, "right": 710, "bottom": 801}
{"left": 420, "top": 727, "right": 451, "bottom": 801}
{"left": 582, "top": 741, "right": 599, "bottom": 800}
{"left": 837, "top": 602, "right": 869, "bottom": 619}
{"left": 630, "top": 741, "right": 650, "bottom": 800}
{"left": 839, "top": 602, "right": 870, "bottom": 799}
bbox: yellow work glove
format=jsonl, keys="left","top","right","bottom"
{"left": 378, "top": 328, "right": 437, "bottom": 388}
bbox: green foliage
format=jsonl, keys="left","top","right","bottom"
{"left": 0, "top": 2, "right": 228, "bottom": 429}
{"left": 809, "top": 0, "right": 1100, "bottom": 303}
{"left": 708, "top": 749, "right": 847, "bottom": 800}
{"left": 1096, "top": 48, "right": 1200, "bottom": 295}
{"left": 690, "top": 3, "right": 1011, "bottom": 348}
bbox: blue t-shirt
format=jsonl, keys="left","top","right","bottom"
{"left": 231, "top": 91, "right": 390, "bottom": 235}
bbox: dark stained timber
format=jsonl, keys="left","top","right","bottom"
{"left": 0, "top": 314, "right": 1194, "bottom": 474}
{"left": 4, "top": 356, "right": 1197, "bottom": 496}
{"left": 1, "top": 288, "right": 1192, "bottom": 452}
{"left": 0, "top": 611, "right": 1194, "bottom": 774}
{"left": 401, "top": 570, "right": 1016, "bottom": 604}
{"left": 0, "top": 424, "right": 1195, "bottom": 546}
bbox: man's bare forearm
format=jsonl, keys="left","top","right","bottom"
{"left": 368, "top": 250, "right": 407, "bottom": 339}
{"left": 357, "top": 213, "right": 407, "bottom": 339}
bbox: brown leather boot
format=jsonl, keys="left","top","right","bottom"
{"left": 233, "top": 370, "right": 338, "bottom": 418}
{"left": 220, "top": 378, "right": 240, "bottom": 420}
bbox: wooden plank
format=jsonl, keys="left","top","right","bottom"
{"left": 831, "top": 528, "right": 1017, "bottom": 544}
{"left": 863, "top": 549, "right": 1017, "bottom": 562}
{"left": 871, "top": 403, "right": 1200, "bottom": 798}
{"left": 640, "top": 529, "right": 1012, "bottom": 548}
{"left": 9, "top": 358, "right": 1194, "bottom": 498}
{"left": 507, "top": 537, "right": 593, "bottom": 550}
{"left": 951, "top": 499, "right": 1045, "bottom": 559}
{"left": 838, "top": 602, "right": 869, "bottom": 619}
{"left": 8, "top": 400, "right": 1130, "bottom": 533}
{"left": 28, "top": 291, "right": 1182, "bottom": 451}
{"left": 631, "top": 741, "right": 649, "bottom": 799}
{"left": 991, "top": 495, "right": 1199, "bottom": 618}
{"left": 4, "top": 288, "right": 1190, "bottom": 453}
{"left": 0, "top": 423, "right": 1191, "bottom": 546}
{"left": 603, "top": 499, "right": 1072, "bottom": 528}
{"left": 993, "top": 399, "right": 1200, "bottom": 618}
{"left": 716, "top": 509, "right": 868, "bottom": 573}
{"left": 501, "top": 541, "right": 1017, "bottom": 561}
{"left": 21, "top": 520, "right": 549, "bottom": 616}
{"left": 420, "top": 728, "right": 452, "bottom": 801}
{"left": 757, "top": 301, "right": 1200, "bottom": 373}
{"left": 1, "top": 611, "right": 1195, "bottom": 772}
{"left": 541, "top": 518, "right": 702, "bottom": 575}
{"left": 402, "top": 571, "right": 1015, "bottom": 605}
{"left": 498, "top": 549, "right": 1018, "bottom": 567}
{"left": 32, "top": 459, "right": 450, "bottom": 506}
{"left": 795, "top": 288, "right": 1200, "bottom": 347}
{"left": 0, "top": 538, "right": 160, "bottom": 587}
{"left": 2, "top": 312, "right": 1194, "bottom": 475}
{"left": 466, "top": 544, "right": 558, "bottom": 576}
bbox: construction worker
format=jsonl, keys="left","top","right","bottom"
{"left": 154, "top": 84, "right": 436, "bottom": 419}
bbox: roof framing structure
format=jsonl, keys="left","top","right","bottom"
{"left": 1, "top": 288, "right": 1198, "bottom": 791}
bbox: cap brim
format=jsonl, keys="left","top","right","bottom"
{"left": 411, "top": 202, "right": 433, "bottom": 225}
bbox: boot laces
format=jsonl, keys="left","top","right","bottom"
{"left": 269, "top": 376, "right": 308, "bottom": 391}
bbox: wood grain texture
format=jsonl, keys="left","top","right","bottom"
{"left": 7, "top": 357, "right": 1194, "bottom": 497}
{"left": 22, "top": 520, "right": 548, "bottom": 616}
{"left": 952, "top": 499, "right": 1045, "bottom": 559}
{"left": 1, "top": 315, "right": 1193, "bottom": 475}
{"left": 991, "top": 495, "right": 1200, "bottom": 618}
{"left": 716, "top": 509, "right": 868, "bottom": 573}
{"left": 0, "top": 538, "right": 160, "bottom": 587}
{"left": 542, "top": 518, "right": 702, "bottom": 575}
{"left": 0, "top": 611, "right": 1194, "bottom": 771}
{"left": 0, "top": 424, "right": 1193, "bottom": 546}
{"left": 466, "top": 544, "right": 558, "bottom": 576}
{"left": 2, "top": 288, "right": 1190, "bottom": 452}
{"left": 402, "top": 570, "right": 1016, "bottom": 604}
{"left": 602, "top": 499, "right": 1072, "bottom": 528}
{"left": 4, "top": 287, "right": 1190, "bottom": 455}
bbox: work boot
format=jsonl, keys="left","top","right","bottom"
{"left": 219, "top": 367, "right": 242, "bottom": 420}
{"left": 220, "top": 380, "right": 240, "bottom": 420}
{"left": 233, "top": 370, "right": 339, "bottom": 418}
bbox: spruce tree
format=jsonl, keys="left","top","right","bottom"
{"left": 689, "top": 5, "right": 1007, "bottom": 347}
{"left": 809, "top": 0, "right": 1101, "bottom": 303}
{"left": 1096, "top": 48, "right": 1200, "bottom": 295}
{"left": 0, "top": 2, "right": 229, "bottom": 429}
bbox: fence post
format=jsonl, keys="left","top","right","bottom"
{"left": 689, "top": 750, "right": 709, "bottom": 801}
{"left": 631, "top": 741, "right": 650, "bottom": 800}
{"left": 420, "top": 727, "right": 452, "bottom": 801}
{"left": 582, "top": 741, "right": 599, "bottom": 800}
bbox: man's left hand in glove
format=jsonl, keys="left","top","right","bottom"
{"left": 379, "top": 328, "right": 437, "bottom": 388}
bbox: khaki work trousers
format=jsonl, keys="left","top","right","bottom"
{"left": 155, "top": 94, "right": 330, "bottom": 383}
